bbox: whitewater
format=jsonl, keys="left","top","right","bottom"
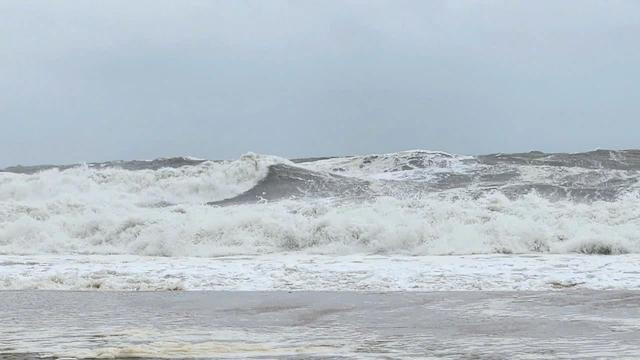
{"left": 2, "top": 149, "right": 640, "bottom": 290}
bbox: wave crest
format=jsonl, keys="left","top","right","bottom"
{"left": 2, "top": 150, "right": 640, "bottom": 256}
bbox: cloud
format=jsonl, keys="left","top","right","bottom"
{"left": 1, "top": 0, "right": 639, "bottom": 166}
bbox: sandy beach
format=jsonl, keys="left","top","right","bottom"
{"left": 2, "top": 290, "right": 639, "bottom": 359}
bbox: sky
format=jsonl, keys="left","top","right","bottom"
{"left": 1, "top": 0, "right": 639, "bottom": 166}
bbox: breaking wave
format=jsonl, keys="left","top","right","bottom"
{"left": 2, "top": 149, "right": 640, "bottom": 256}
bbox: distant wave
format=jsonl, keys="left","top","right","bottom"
{"left": 2, "top": 149, "right": 640, "bottom": 256}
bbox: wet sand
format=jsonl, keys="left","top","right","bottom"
{"left": 1, "top": 290, "right": 640, "bottom": 359}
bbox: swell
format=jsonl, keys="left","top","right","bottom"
{"left": 1, "top": 157, "right": 208, "bottom": 175}
{"left": 477, "top": 149, "right": 640, "bottom": 170}
{"left": 209, "top": 150, "right": 640, "bottom": 205}
{"left": 2, "top": 149, "right": 640, "bottom": 256}
{"left": 208, "top": 164, "right": 371, "bottom": 205}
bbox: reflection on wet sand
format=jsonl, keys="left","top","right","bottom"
{"left": 2, "top": 290, "right": 639, "bottom": 359}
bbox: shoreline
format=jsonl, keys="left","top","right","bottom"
{"left": 2, "top": 290, "right": 640, "bottom": 359}
{"left": 2, "top": 253, "right": 639, "bottom": 291}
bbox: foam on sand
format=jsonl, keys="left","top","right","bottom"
{"left": 1, "top": 254, "right": 638, "bottom": 291}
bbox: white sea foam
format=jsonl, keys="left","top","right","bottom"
{"left": 302, "top": 149, "right": 474, "bottom": 180}
{"left": 1, "top": 151, "right": 640, "bottom": 257}
{"left": 1, "top": 254, "right": 638, "bottom": 291}
{"left": 1, "top": 192, "right": 640, "bottom": 256}
{"left": 0, "top": 152, "right": 286, "bottom": 205}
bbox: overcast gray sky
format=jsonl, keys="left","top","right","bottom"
{"left": 1, "top": 1, "right": 639, "bottom": 166}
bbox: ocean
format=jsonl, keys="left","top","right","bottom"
{"left": 1, "top": 149, "right": 640, "bottom": 358}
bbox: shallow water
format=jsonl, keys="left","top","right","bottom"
{"left": 1, "top": 290, "right": 639, "bottom": 359}
{"left": 2, "top": 254, "right": 639, "bottom": 291}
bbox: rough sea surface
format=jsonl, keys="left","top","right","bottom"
{"left": 2, "top": 149, "right": 640, "bottom": 290}
{"left": 2, "top": 149, "right": 640, "bottom": 260}
{"left": 2, "top": 150, "right": 640, "bottom": 358}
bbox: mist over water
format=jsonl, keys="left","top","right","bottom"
{"left": 2, "top": 149, "right": 640, "bottom": 256}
